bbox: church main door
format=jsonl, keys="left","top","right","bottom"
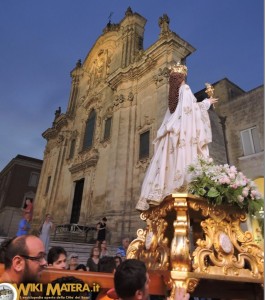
{"left": 70, "top": 178, "right": 84, "bottom": 224}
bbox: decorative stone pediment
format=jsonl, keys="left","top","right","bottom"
{"left": 42, "top": 114, "right": 68, "bottom": 141}
{"left": 135, "top": 157, "right": 151, "bottom": 172}
{"left": 137, "top": 115, "right": 155, "bottom": 131}
{"left": 42, "top": 128, "right": 57, "bottom": 140}
{"left": 54, "top": 114, "right": 68, "bottom": 131}
{"left": 107, "top": 56, "right": 157, "bottom": 91}
{"left": 80, "top": 94, "right": 103, "bottom": 113}
{"left": 69, "top": 148, "right": 99, "bottom": 174}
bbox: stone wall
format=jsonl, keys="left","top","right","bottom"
{"left": 218, "top": 85, "right": 264, "bottom": 178}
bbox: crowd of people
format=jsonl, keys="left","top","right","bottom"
{"left": 0, "top": 234, "right": 190, "bottom": 300}
{"left": 17, "top": 199, "right": 54, "bottom": 256}
{"left": 14, "top": 211, "right": 128, "bottom": 273}
{"left": 45, "top": 236, "right": 127, "bottom": 272}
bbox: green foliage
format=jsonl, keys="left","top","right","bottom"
{"left": 187, "top": 157, "right": 264, "bottom": 215}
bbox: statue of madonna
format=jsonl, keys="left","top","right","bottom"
{"left": 136, "top": 63, "right": 218, "bottom": 211}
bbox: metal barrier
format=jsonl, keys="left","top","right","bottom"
{"left": 53, "top": 223, "right": 96, "bottom": 242}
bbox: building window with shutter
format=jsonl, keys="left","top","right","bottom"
{"left": 28, "top": 172, "right": 40, "bottom": 187}
{"left": 103, "top": 117, "right": 112, "bottom": 141}
{"left": 240, "top": 127, "right": 261, "bottom": 156}
{"left": 139, "top": 131, "right": 150, "bottom": 159}
{"left": 83, "top": 109, "right": 96, "bottom": 150}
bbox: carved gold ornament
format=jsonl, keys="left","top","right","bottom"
{"left": 218, "top": 232, "right": 233, "bottom": 254}
{"left": 128, "top": 194, "right": 264, "bottom": 299}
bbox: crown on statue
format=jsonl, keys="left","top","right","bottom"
{"left": 169, "top": 62, "right": 188, "bottom": 76}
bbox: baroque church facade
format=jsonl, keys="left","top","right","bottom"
{"left": 32, "top": 8, "right": 263, "bottom": 243}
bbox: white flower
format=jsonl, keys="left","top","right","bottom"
{"left": 208, "top": 157, "right": 213, "bottom": 163}
{"left": 237, "top": 195, "right": 244, "bottom": 203}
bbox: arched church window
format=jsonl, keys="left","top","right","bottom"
{"left": 83, "top": 109, "right": 96, "bottom": 150}
{"left": 103, "top": 117, "right": 112, "bottom": 141}
{"left": 139, "top": 130, "right": 150, "bottom": 159}
{"left": 69, "top": 139, "right": 76, "bottom": 159}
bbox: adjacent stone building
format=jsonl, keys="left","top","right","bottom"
{"left": 196, "top": 78, "right": 264, "bottom": 179}
{"left": 32, "top": 8, "right": 263, "bottom": 243}
{"left": 218, "top": 83, "right": 263, "bottom": 179}
{"left": 0, "top": 155, "right": 42, "bottom": 236}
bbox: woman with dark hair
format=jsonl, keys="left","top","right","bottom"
{"left": 47, "top": 246, "right": 67, "bottom": 269}
{"left": 86, "top": 246, "right": 100, "bottom": 272}
{"left": 96, "top": 217, "right": 107, "bottom": 246}
{"left": 99, "top": 240, "right": 110, "bottom": 258}
{"left": 99, "top": 256, "right": 116, "bottom": 273}
{"left": 22, "top": 198, "right": 33, "bottom": 221}
{"left": 114, "top": 255, "right": 122, "bottom": 268}
{"left": 136, "top": 62, "right": 218, "bottom": 211}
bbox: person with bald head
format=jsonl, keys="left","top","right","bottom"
{"left": 0, "top": 235, "right": 47, "bottom": 284}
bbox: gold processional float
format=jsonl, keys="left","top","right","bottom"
{"left": 127, "top": 193, "right": 264, "bottom": 299}
{"left": 127, "top": 84, "right": 264, "bottom": 300}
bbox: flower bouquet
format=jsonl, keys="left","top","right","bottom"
{"left": 187, "top": 157, "right": 264, "bottom": 215}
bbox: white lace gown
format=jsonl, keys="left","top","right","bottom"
{"left": 136, "top": 84, "right": 212, "bottom": 211}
